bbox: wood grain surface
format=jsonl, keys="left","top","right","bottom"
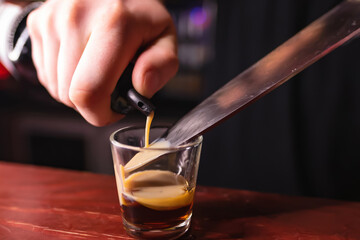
{"left": 0, "top": 161, "right": 359, "bottom": 240}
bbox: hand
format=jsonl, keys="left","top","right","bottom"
{"left": 27, "top": 0, "right": 178, "bottom": 126}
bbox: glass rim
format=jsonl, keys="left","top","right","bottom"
{"left": 110, "top": 125, "right": 203, "bottom": 151}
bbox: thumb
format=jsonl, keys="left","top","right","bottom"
{"left": 132, "top": 29, "right": 179, "bottom": 98}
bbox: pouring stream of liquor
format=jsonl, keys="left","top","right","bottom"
{"left": 124, "top": 112, "right": 171, "bottom": 173}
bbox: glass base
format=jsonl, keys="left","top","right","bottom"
{"left": 123, "top": 214, "right": 192, "bottom": 240}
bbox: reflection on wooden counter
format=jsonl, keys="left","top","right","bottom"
{"left": 0, "top": 161, "right": 359, "bottom": 239}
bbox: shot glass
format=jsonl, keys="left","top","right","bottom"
{"left": 110, "top": 125, "right": 202, "bottom": 239}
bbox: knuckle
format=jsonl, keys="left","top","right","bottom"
{"left": 69, "top": 86, "right": 104, "bottom": 111}
{"left": 42, "top": 10, "right": 56, "bottom": 33}
{"left": 106, "top": 0, "right": 125, "bottom": 18}
{"left": 62, "top": 1, "right": 84, "bottom": 30}
{"left": 69, "top": 88, "right": 112, "bottom": 127}
{"left": 103, "top": 1, "right": 130, "bottom": 29}
{"left": 29, "top": 6, "right": 56, "bottom": 35}
{"left": 68, "top": 88, "right": 93, "bottom": 108}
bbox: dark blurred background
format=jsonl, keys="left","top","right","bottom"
{"left": 1, "top": 0, "right": 359, "bottom": 201}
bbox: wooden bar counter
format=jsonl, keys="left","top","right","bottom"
{"left": 0, "top": 161, "right": 359, "bottom": 239}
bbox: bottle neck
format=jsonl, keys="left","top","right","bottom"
{"left": 0, "top": 2, "right": 22, "bottom": 77}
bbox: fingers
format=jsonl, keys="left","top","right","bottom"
{"left": 69, "top": 8, "right": 137, "bottom": 126}
{"left": 27, "top": 4, "right": 60, "bottom": 101}
{"left": 132, "top": 26, "right": 179, "bottom": 98}
{"left": 129, "top": 1, "right": 179, "bottom": 99}
{"left": 57, "top": 24, "right": 86, "bottom": 109}
{"left": 42, "top": 25, "right": 60, "bottom": 100}
{"left": 57, "top": 39, "right": 80, "bottom": 109}
{"left": 26, "top": 0, "right": 179, "bottom": 127}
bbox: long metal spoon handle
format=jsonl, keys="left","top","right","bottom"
{"left": 164, "top": 0, "right": 360, "bottom": 146}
